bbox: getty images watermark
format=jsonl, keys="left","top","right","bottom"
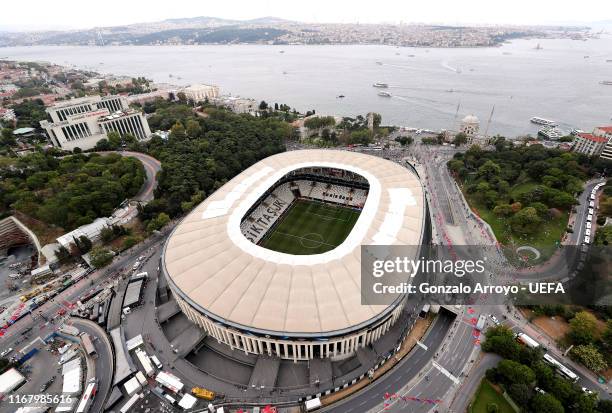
{"left": 360, "top": 245, "right": 611, "bottom": 306}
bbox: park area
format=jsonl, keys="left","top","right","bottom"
{"left": 465, "top": 181, "right": 569, "bottom": 262}
{"left": 469, "top": 379, "right": 517, "bottom": 413}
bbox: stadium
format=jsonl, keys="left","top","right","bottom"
{"left": 161, "top": 149, "right": 427, "bottom": 361}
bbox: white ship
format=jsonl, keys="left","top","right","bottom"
{"left": 530, "top": 117, "right": 557, "bottom": 126}
{"left": 373, "top": 82, "right": 389, "bottom": 88}
{"left": 377, "top": 91, "right": 392, "bottom": 97}
{"left": 600, "top": 81, "right": 612, "bottom": 85}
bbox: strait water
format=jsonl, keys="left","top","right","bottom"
{"left": 2, "top": 37, "right": 612, "bottom": 136}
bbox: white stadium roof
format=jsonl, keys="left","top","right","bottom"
{"left": 163, "top": 149, "right": 425, "bottom": 336}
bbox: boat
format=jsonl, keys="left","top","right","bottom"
{"left": 606, "top": 59, "right": 612, "bottom": 63}
{"left": 337, "top": 95, "right": 345, "bottom": 99}
{"left": 372, "top": 82, "right": 389, "bottom": 88}
{"left": 376, "top": 61, "right": 383, "bottom": 65}
{"left": 600, "top": 81, "right": 612, "bottom": 85}
{"left": 534, "top": 43, "right": 543, "bottom": 50}
{"left": 407, "top": 54, "right": 415, "bottom": 57}
{"left": 279, "top": 50, "right": 285, "bottom": 53}
{"left": 538, "top": 126, "right": 565, "bottom": 140}
{"left": 378, "top": 91, "right": 392, "bottom": 97}
{"left": 530, "top": 117, "right": 558, "bottom": 126}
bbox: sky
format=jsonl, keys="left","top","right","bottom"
{"left": 1, "top": 0, "right": 611, "bottom": 31}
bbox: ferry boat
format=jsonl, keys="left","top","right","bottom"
{"left": 377, "top": 91, "right": 392, "bottom": 97}
{"left": 538, "top": 126, "right": 564, "bottom": 140}
{"left": 600, "top": 81, "right": 612, "bottom": 85}
{"left": 373, "top": 82, "right": 389, "bottom": 88}
{"left": 530, "top": 117, "right": 557, "bottom": 126}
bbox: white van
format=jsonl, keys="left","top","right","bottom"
{"left": 150, "top": 355, "right": 162, "bottom": 369}
{"left": 587, "top": 214, "right": 593, "bottom": 222}
{"left": 585, "top": 229, "right": 591, "bottom": 236}
{"left": 584, "top": 235, "right": 590, "bottom": 243}
{"left": 589, "top": 201, "right": 595, "bottom": 207}
{"left": 586, "top": 222, "right": 592, "bottom": 229}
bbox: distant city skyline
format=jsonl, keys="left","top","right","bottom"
{"left": 1, "top": 0, "right": 611, "bottom": 31}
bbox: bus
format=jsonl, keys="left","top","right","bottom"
{"left": 516, "top": 333, "right": 540, "bottom": 349}
{"left": 76, "top": 379, "right": 97, "bottom": 413}
{"left": 543, "top": 353, "right": 579, "bottom": 382}
{"left": 80, "top": 333, "right": 97, "bottom": 357}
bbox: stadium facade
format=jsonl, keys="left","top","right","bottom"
{"left": 161, "top": 150, "right": 427, "bottom": 361}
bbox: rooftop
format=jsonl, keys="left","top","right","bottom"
{"left": 163, "top": 150, "right": 425, "bottom": 336}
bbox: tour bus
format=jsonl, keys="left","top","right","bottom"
{"left": 516, "top": 333, "right": 540, "bottom": 349}
{"left": 543, "top": 353, "right": 579, "bottom": 382}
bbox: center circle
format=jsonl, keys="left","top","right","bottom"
{"left": 300, "top": 232, "right": 325, "bottom": 249}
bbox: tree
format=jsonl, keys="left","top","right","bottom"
{"left": 570, "top": 344, "right": 607, "bottom": 372}
{"left": 496, "top": 359, "right": 535, "bottom": 385}
{"left": 477, "top": 160, "right": 502, "bottom": 181}
{"left": 531, "top": 393, "right": 564, "bottom": 413}
{"left": 259, "top": 100, "right": 268, "bottom": 110}
{"left": 54, "top": 245, "right": 71, "bottom": 263}
{"left": 510, "top": 207, "right": 541, "bottom": 235}
{"left": 176, "top": 92, "right": 187, "bottom": 103}
{"left": 568, "top": 311, "right": 597, "bottom": 345}
{"left": 89, "top": 246, "right": 113, "bottom": 268}
{"left": 100, "top": 227, "right": 116, "bottom": 243}
{"left": 508, "top": 383, "right": 532, "bottom": 407}
{"left": 147, "top": 212, "right": 170, "bottom": 233}
{"left": 77, "top": 235, "right": 93, "bottom": 254}
{"left": 493, "top": 204, "right": 513, "bottom": 217}
{"left": 170, "top": 121, "right": 186, "bottom": 141}
{"left": 107, "top": 131, "right": 121, "bottom": 149}
{"left": 453, "top": 132, "right": 469, "bottom": 146}
{"left": 600, "top": 196, "right": 612, "bottom": 217}
{"left": 186, "top": 119, "right": 202, "bottom": 137}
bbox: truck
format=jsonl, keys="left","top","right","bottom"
{"left": 192, "top": 387, "right": 216, "bottom": 400}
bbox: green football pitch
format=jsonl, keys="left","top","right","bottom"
{"left": 259, "top": 199, "right": 361, "bottom": 255}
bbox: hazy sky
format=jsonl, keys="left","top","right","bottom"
{"left": 1, "top": 0, "right": 611, "bottom": 31}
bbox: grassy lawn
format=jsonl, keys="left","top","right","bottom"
{"left": 259, "top": 199, "right": 360, "bottom": 255}
{"left": 463, "top": 181, "right": 569, "bottom": 262}
{"left": 469, "top": 379, "right": 516, "bottom": 413}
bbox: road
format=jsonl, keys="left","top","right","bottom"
{"left": 70, "top": 318, "right": 114, "bottom": 413}
{"left": 112, "top": 150, "right": 162, "bottom": 203}
{"left": 326, "top": 312, "right": 455, "bottom": 413}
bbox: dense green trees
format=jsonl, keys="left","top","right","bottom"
{"left": 449, "top": 143, "right": 598, "bottom": 241}
{"left": 482, "top": 325, "right": 603, "bottom": 413}
{"left": 0, "top": 152, "right": 145, "bottom": 230}
{"left": 141, "top": 103, "right": 289, "bottom": 218}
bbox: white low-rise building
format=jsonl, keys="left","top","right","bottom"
{"left": 56, "top": 217, "right": 111, "bottom": 250}
{"left": 181, "top": 84, "right": 219, "bottom": 102}
{"left": 40, "top": 95, "right": 151, "bottom": 151}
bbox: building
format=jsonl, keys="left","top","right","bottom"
{"left": 0, "top": 107, "right": 16, "bottom": 123}
{"left": 127, "top": 88, "right": 175, "bottom": 105}
{"left": 40, "top": 95, "right": 151, "bottom": 151}
{"left": 180, "top": 84, "right": 220, "bottom": 102}
{"left": 161, "top": 150, "right": 427, "bottom": 362}
{"left": 459, "top": 114, "right": 480, "bottom": 137}
{"left": 595, "top": 126, "right": 612, "bottom": 161}
{"left": 211, "top": 96, "right": 257, "bottom": 114}
{"left": 56, "top": 217, "right": 111, "bottom": 250}
{"left": 572, "top": 131, "right": 608, "bottom": 157}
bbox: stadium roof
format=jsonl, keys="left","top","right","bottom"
{"left": 163, "top": 149, "right": 425, "bottom": 336}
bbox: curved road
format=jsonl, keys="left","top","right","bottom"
{"left": 112, "top": 151, "right": 161, "bottom": 203}
{"left": 70, "top": 318, "right": 114, "bottom": 413}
